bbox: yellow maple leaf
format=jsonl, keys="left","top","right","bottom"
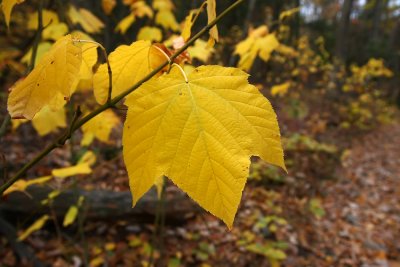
{"left": 271, "top": 82, "right": 291, "bottom": 97}
{"left": 32, "top": 105, "right": 67, "bottom": 136}
{"left": 1, "top": 0, "right": 24, "bottom": 27}
{"left": 18, "top": 215, "right": 50, "bottom": 241}
{"left": 81, "top": 109, "right": 121, "bottom": 146}
{"left": 8, "top": 35, "right": 82, "bottom": 120}
{"left": 206, "top": 0, "right": 218, "bottom": 46}
{"left": 68, "top": 6, "right": 104, "bottom": 33}
{"left": 93, "top": 40, "right": 166, "bottom": 104}
{"left": 123, "top": 65, "right": 285, "bottom": 228}
{"left": 137, "top": 26, "right": 163, "bottom": 42}
{"left": 235, "top": 30, "right": 280, "bottom": 71}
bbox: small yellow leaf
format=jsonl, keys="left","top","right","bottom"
{"left": 78, "top": 151, "right": 97, "bottom": 166}
{"left": 63, "top": 205, "right": 78, "bottom": 226}
{"left": 271, "top": 82, "right": 291, "bottom": 97}
{"left": 21, "top": 42, "right": 52, "bottom": 67}
{"left": 137, "top": 26, "right": 162, "bottom": 42}
{"left": 188, "top": 39, "right": 214, "bottom": 62}
{"left": 11, "top": 118, "right": 28, "bottom": 131}
{"left": 181, "top": 10, "right": 196, "bottom": 41}
{"left": 102, "top": 0, "right": 116, "bottom": 15}
{"left": 131, "top": 1, "right": 153, "bottom": 18}
{"left": 152, "top": 0, "right": 174, "bottom": 11}
{"left": 18, "top": 215, "right": 49, "bottom": 241}
{"left": 279, "top": 7, "right": 300, "bottom": 21}
{"left": 93, "top": 40, "right": 166, "bottom": 104}
{"left": 105, "top": 242, "right": 116, "bottom": 251}
{"left": 235, "top": 31, "right": 279, "bottom": 71}
{"left": 258, "top": 34, "right": 280, "bottom": 62}
{"left": 8, "top": 35, "right": 82, "bottom": 120}
{"left": 206, "top": 0, "right": 218, "bottom": 45}
{"left": 68, "top": 6, "right": 104, "bottom": 33}
{"left": 115, "top": 13, "right": 135, "bottom": 34}
{"left": 42, "top": 23, "right": 68, "bottom": 41}
{"left": 41, "top": 190, "right": 61, "bottom": 205}
{"left": 32, "top": 105, "right": 67, "bottom": 136}
{"left": 1, "top": 0, "right": 24, "bottom": 28}
{"left": 27, "top": 9, "right": 59, "bottom": 30}
{"left": 237, "top": 44, "right": 259, "bottom": 71}
{"left": 52, "top": 163, "right": 92, "bottom": 178}
{"left": 4, "top": 176, "right": 52, "bottom": 197}
{"left": 90, "top": 256, "right": 104, "bottom": 267}
{"left": 81, "top": 109, "right": 121, "bottom": 146}
{"left": 123, "top": 65, "right": 285, "bottom": 228}
{"left": 155, "top": 9, "right": 179, "bottom": 31}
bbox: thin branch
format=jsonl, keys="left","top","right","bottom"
{"left": 0, "top": 0, "right": 246, "bottom": 196}
{"left": 0, "top": 115, "right": 11, "bottom": 140}
{"left": 1, "top": 154, "right": 7, "bottom": 183}
{"left": 29, "top": 0, "right": 44, "bottom": 72}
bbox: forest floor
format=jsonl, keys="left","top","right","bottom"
{"left": 282, "top": 121, "right": 400, "bottom": 267}
{"left": 1, "top": 113, "right": 399, "bottom": 267}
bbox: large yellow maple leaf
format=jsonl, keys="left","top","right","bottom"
{"left": 93, "top": 40, "right": 166, "bottom": 104}
{"left": 7, "top": 35, "right": 82, "bottom": 120}
{"left": 123, "top": 65, "right": 285, "bottom": 228}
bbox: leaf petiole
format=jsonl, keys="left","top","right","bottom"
{"left": 75, "top": 39, "right": 113, "bottom": 104}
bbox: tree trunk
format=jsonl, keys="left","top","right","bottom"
{"left": 335, "top": 0, "right": 354, "bottom": 62}
{"left": 371, "top": 0, "right": 387, "bottom": 43}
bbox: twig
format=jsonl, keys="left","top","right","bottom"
{"left": 58, "top": 106, "right": 82, "bottom": 147}
{"left": 29, "top": 0, "right": 44, "bottom": 72}
{"left": 0, "top": 115, "right": 11, "bottom": 140}
{"left": 0, "top": 0, "right": 246, "bottom": 196}
{"left": 76, "top": 40, "right": 113, "bottom": 103}
{"left": 0, "top": 154, "right": 7, "bottom": 183}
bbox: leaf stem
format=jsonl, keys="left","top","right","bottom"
{"left": 76, "top": 39, "right": 113, "bottom": 104}
{"left": 0, "top": 0, "right": 246, "bottom": 196}
{"left": 171, "top": 63, "right": 189, "bottom": 83}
